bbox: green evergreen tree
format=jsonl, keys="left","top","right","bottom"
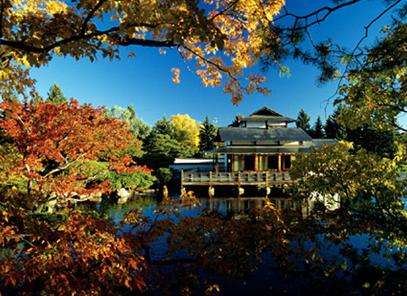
{"left": 199, "top": 116, "right": 218, "bottom": 153}
{"left": 153, "top": 118, "right": 176, "bottom": 137}
{"left": 310, "top": 116, "right": 325, "bottom": 138}
{"left": 324, "top": 116, "right": 339, "bottom": 139}
{"left": 46, "top": 84, "right": 67, "bottom": 104}
{"left": 142, "top": 117, "right": 197, "bottom": 169}
{"left": 324, "top": 108, "right": 346, "bottom": 139}
{"left": 295, "top": 109, "right": 311, "bottom": 133}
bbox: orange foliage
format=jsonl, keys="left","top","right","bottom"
{"left": 0, "top": 210, "right": 146, "bottom": 294}
{"left": 0, "top": 99, "right": 145, "bottom": 196}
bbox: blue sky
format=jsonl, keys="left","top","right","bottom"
{"left": 31, "top": 0, "right": 404, "bottom": 127}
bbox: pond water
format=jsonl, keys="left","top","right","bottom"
{"left": 102, "top": 196, "right": 304, "bottom": 294}
{"left": 99, "top": 196, "right": 405, "bottom": 295}
{"left": 105, "top": 196, "right": 308, "bottom": 221}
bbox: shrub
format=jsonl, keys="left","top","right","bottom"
{"left": 155, "top": 168, "right": 173, "bottom": 185}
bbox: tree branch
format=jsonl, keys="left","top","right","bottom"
{"left": 80, "top": 0, "right": 108, "bottom": 36}
{"left": 209, "top": 0, "right": 240, "bottom": 21}
{"left": 327, "top": 0, "right": 403, "bottom": 102}
{"left": 274, "top": 0, "right": 363, "bottom": 30}
{"left": 0, "top": 22, "right": 169, "bottom": 54}
{"left": 180, "top": 44, "right": 238, "bottom": 82}
{"left": 115, "top": 38, "right": 176, "bottom": 48}
{"left": 43, "top": 153, "right": 86, "bottom": 178}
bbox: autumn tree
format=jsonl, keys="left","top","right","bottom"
{"left": 0, "top": 210, "right": 146, "bottom": 294}
{"left": 199, "top": 116, "right": 218, "bottom": 154}
{"left": 295, "top": 109, "right": 311, "bottom": 133}
{"left": 0, "top": 99, "right": 152, "bottom": 200}
{"left": 0, "top": 0, "right": 287, "bottom": 103}
{"left": 289, "top": 22, "right": 407, "bottom": 294}
{"left": 336, "top": 23, "right": 406, "bottom": 133}
{"left": 171, "top": 114, "right": 200, "bottom": 154}
{"left": 0, "top": 99, "right": 154, "bottom": 294}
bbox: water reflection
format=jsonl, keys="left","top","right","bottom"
{"left": 199, "top": 197, "right": 309, "bottom": 216}
{"left": 102, "top": 196, "right": 311, "bottom": 222}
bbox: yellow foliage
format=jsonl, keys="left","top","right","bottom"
{"left": 46, "top": 0, "right": 68, "bottom": 14}
{"left": 1, "top": 0, "right": 286, "bottom": 103}
{"left": 171, "top": 114, "right": 200, "bottom": 149}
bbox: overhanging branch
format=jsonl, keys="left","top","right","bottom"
{"left": 275, "top": 0, "right": 363, "bottom": 30}
{"left": 0, "top": 22, "right": 172, "bottom": 54}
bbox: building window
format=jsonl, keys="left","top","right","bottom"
{"left": 268, "top": 155, "right": 278, "bottom": 170}
{"left": 283, "top": 154, "right": 291, "bottom": 170}
{"left": 232, "top": 155, "right": 245, "bottom": 172}
{"left": 244, "top": 155, "right": 255, "bottom": 171}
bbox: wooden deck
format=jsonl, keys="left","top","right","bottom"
{"left": 181, "top": 171, "right": 294, "bottom": 187}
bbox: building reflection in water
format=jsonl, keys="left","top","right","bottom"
{"left": 197, "top": 197, "right": 311, "bottom": 217}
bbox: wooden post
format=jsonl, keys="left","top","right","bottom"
{"left": 208, "top": 186, "right": 215, "bottom": 198}
{"left": 278, "top": 154, "right": 282, "bottom": 172}
{"left": 180, "top": 170, "right": 184, "bottom": 196}
{"left": 265, "top": 171, "right": 269, "bottom": 187}
{"left": 237, "top": 186, "right": 244, "bottom": 198}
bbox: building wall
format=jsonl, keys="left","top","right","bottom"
{"left": 245, "top": 122, "right": 267, "bottom": 128}
{"left": 225, "top": 153, "right": 293, "bottom": 172}
{"left": 169, "top": 163, "right": 214, "bottom": 172}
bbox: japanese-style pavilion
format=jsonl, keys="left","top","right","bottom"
{"left": 180, "top": 107, "right": 326, "bottom": 197}
{"left": 216, "top": 107, "right": 312, "bottom": 172}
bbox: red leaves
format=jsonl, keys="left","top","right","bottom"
{"left": 0, "top": 99, "right": 146, "bottom": 195}
{"left": 0, "top": 211, "right": 146, "bottom": 294}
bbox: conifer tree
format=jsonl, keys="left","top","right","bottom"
{"left": 199, "top": 116, "right": 218, "bottom": 153}
{"left": 295, "top": 109, "right": 311, "bottom": 133}
{"left": 310, "top": 116, "right": 325, "bottom": 139}
{"left": 46, "top": 84, "right": 67, "bottom": 104}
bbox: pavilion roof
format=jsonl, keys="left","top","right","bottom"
{"left": 218, "top": 127, "right": 312, "bottom": 143}
{"left": 236, "top": 107, "right": 295, "bottom": 123}
{"left": 239, "top": 115, "right": 296, "bottom": 123}
{"left": 217, "top": 146, "right": 311, "bottom": 154}
{"left": 250, "top": 107, "right": 283, "bottom": 117}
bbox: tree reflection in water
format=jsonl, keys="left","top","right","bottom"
{"left": 103, "top": 195, "right": 406, "bottom": 295}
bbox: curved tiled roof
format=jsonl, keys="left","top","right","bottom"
{"left": 218, "top": 127, "right": 312, "bottom": 142}
{"left": 240, "top": 116, "right": 295, "bottom": 123}
{"left": 217, "top": 146, "right": 310, "bottom": 154}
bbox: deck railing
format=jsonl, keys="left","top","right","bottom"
{"left": 181, "top": 171, "right": 292, "bottom": 186}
